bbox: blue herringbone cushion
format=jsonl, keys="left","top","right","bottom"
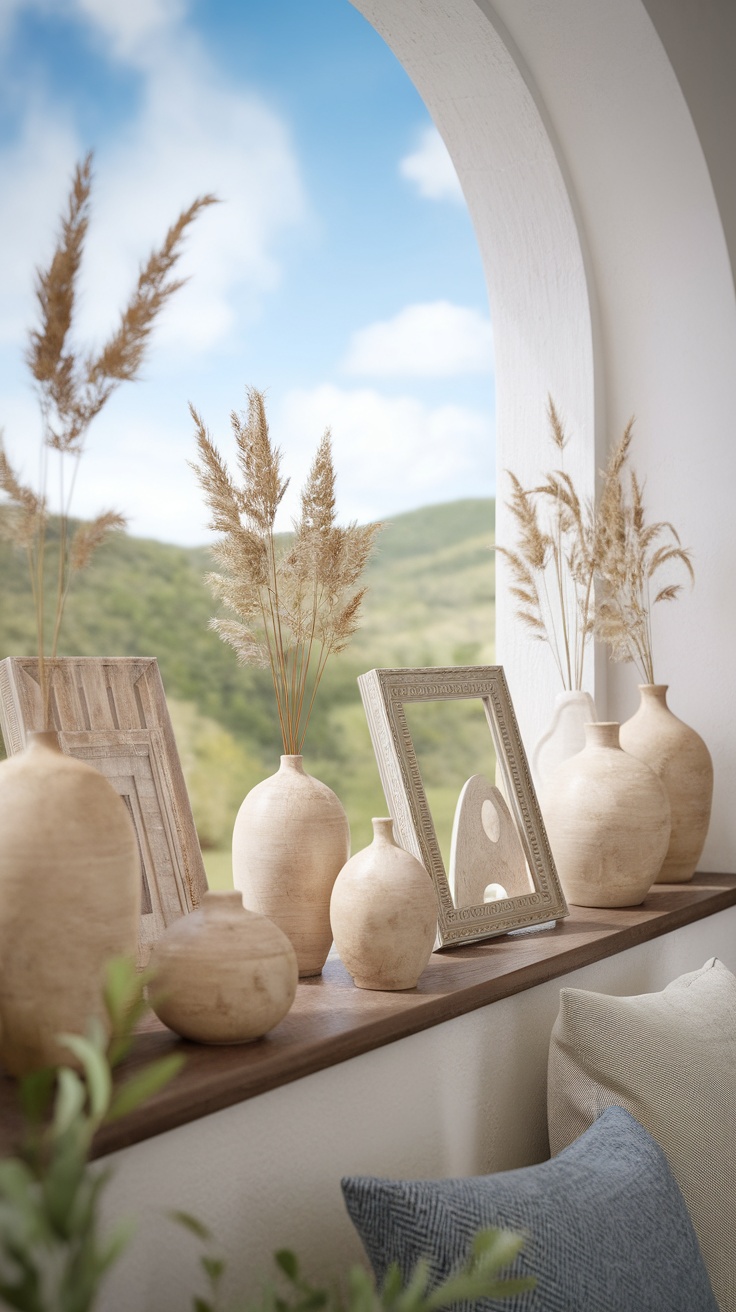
{"left": 341, "top": 1106, "right": 717, "bottom": 1312}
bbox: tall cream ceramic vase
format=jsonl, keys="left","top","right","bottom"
{"left": 330, "top": 818, "right": 437, "bottom": 990}
{"left": 541, "top": 722, "right": 671, "bottom": 908}
{"left": 0, "top": 731, "right": 141, "bottom": 1076}
{"left": 232, "top": 755, "right": 350, "bottom": 978}
{"left": 619, "top": 685, "right": 713, "bottom": 883}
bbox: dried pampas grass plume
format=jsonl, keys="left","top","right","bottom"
{"left": 191, "top": 389, "right": 382, "bottom": 756}
{"left": 0, "top": 153, "right": 217, "bottom": 723}
{"left": 497, "top": 397, "right": 599, "bottom": 691}
{"left": 595, "top": 422, "right": 693, "bottom": 683}
{"left": 500, "top": 398, "right": 694, "bottom": 688}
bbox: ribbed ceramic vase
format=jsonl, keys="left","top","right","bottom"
{"left": 532, "top": 690, "right": 597, "bottom": 792}
{"left": 232, "top": 755, "right": 350, "bottom": 978}
{"left": 0, "top": 731, "right": 141, "bottom": 1075}
{"left": 330, "top": 818, "right": 437, "bottom": 990}
{"left": 541, "top": 722, "right": 671, "bottom": 907}
{"left": 150, "top": 891, "right": 298, "bottom": 1043}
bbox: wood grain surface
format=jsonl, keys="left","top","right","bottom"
{"left": 0, "top": 872, "right": 733, "bottom": 1160}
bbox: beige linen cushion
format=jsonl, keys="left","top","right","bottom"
{"left": 548, "top": 958, "right": 736, "bottom": 1312}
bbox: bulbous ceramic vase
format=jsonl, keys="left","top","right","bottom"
{"left": 232, "top": 755, "right": 350, "bottom": 978}
{"left": 541, "top": 722, "right": 671, "bottom": 908}
{"left": 330, "top": 817, "right": 437, "bottom": 990}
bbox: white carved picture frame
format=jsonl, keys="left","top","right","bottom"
{"left": 358, "top": 665, "right": 568, "bottom": 947}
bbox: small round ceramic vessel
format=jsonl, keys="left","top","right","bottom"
{"left": 149, "top": 891, "right": 298, "bottom": 1043}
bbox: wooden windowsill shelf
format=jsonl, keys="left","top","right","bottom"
{"left": 0, "top": 872, "right": 734, "bottom": 1160}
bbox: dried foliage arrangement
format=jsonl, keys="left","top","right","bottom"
{"left": 497, "top": 398, "right": 598, "bottom": 691}
{"left": 594, "top": 421, "right": 693, "bottom": 684}
{"left": 500, "top": 398, "right": 693, "bottom": 688}
{"left": 191, "top": 388, "right": 382, "bottom": 756}
{"left": 0, "top": 153, "right": 216, "bottom": 724}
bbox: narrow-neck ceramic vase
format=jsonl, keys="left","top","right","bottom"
{"left": 540, "top": 722, "right": 671, "bottom": 907}
{"left": 532, "top": 689, "right": 597, "bottom": 793}
{"left": 619, "top": 685, "right": 713, "bottom": 883}
{"left": 0, "top": 731, "right": 140, "bottom": 1075}
{"left": 232, "top": 755, "right": 350, "bottom": 978}
{"left": 330, "top": 818, "right": 437, "bottom": 990}
{"left": 149, "top": 891, "right": 298, "bottom": 1043}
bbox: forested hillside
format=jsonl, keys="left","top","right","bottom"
{"left": 0, "top": 499, "right": 496, "bottom": 880}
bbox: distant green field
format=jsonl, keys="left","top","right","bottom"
{"left": 0, "top": 498, "right": 496, "bottom": 871}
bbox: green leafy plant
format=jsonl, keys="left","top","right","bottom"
{"left": 0, "top": 153, "right": 216, "bottom": 725}
{"left": 0, "top": 958, "right": 184, "bottom": 1312}
{"left": 0, "top": 957, "right": 533, "bottom": 1312}
{"left": 177, "top": 1214, "right": 535, "bottom": 1312}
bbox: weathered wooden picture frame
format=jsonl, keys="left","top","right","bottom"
{"left": 358, "top": 665, "right": 568, "bottom": 947}
{"left": 0, "top": 656, "right": 208, "bottom": 965}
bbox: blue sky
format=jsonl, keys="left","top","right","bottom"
{"left": 0, "top": 0, "right": 495, "bottom": 544}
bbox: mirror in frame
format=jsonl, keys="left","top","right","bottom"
{"left": 358, "top": 665, "right": 568, "bottom": 947}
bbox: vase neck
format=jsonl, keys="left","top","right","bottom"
{"left": 279, "top": 755, "right": 305, "bottom": 775}
{"left": 584, "top": 722, "right": 621, "bottom": 750}
{"left": 27, "top": 730, "right": 62, "bottom": 754}
{"left": 639, "top": 684, "right": 669, "bottom": 707}
{"left": 372, "top": 817, "right": 396, "bottom": 846}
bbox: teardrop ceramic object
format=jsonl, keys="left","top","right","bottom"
{"left": 330, "top": 818, "right": 437, "bottom": 990}
{"left": 150, "top": 891, "right": 298, "bottom": 1044}
{"left": 449, "top": 774, "right": 531, "bottom": 907}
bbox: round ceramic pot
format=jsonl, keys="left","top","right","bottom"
{"left": 330, "top": 817, "right": 437, "bottom": 990}
{"left": 541, "top": 722, "right": 671, "bottom": 907}
{"left": 0, "top": 731, "right": 140, "bottom": 1075}
{"left": 232, "top": 755, "right": 350, "bottom": 978}
{"left": 149, "top": 891, "right": 298, "bottom": 1043}
{"left": 619, "top": 685, "right": 713, "bottom": 883}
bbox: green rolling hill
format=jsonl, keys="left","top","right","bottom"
{"left": 0, "top": 498, "right": 496, "bottom": 880}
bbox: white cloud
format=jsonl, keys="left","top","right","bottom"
{"left": 1, "top": 380, "right": 494, "bottom": 545}
{"left": 399, "top": 125, "right": 464, "bottom": 203}
{"left": 70, "top": 0, "right": 185, "bottom": 61}
{"left": 1, "top": 0, "right": 187, "bottom": 63}
{"left": 0, "top": 1, "right": 307, "bottom": 358}
{"left": 272, "top": 385, "right": 494, "bottom": 531}
{"left": 343, "top": 301, "right": 493, "bottom": 378}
